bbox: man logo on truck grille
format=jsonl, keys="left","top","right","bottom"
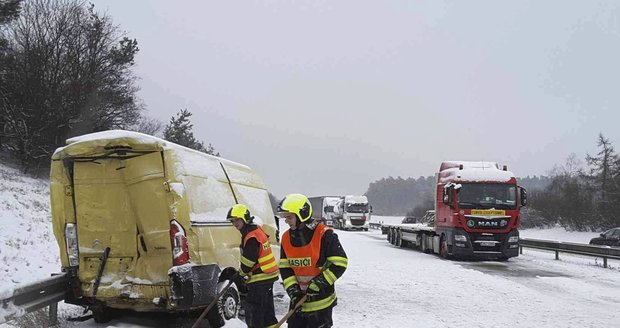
{"left": 288, "top": 257, "right": 312, "bottom": 267}
{"left": 477, "top": 221, "right": 499, "bottom": 227}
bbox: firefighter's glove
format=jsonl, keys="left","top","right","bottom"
{"left": 286, "top": 284, "right": 303, "bottom": 312}
{"left": 307, "top": 275, "right": 329, "bottom": 296}
{"left": 233, "top": 271, "right": 249, "bottom": 294}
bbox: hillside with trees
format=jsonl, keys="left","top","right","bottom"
{"left": 0, "top": 0, "right": 217, "bottom": 173}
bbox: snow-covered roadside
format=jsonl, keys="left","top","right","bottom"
{"left": 0, "top": 163, "right": 61, "bottom": 288}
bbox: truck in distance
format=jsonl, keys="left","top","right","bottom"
{"left": 308, "top": 196, "right": 341, "bottom": 227}
{"left": 333, "top": 195, "right": 371, "bottom": 231}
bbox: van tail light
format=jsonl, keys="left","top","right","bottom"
{"left": 170, "top": 220, "right": 189, "bottom": 266}
{"left": 65, "top": 223, "right": 80, "bottom": 267}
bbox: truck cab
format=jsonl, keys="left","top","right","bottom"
{"left": 333, "top": 195, "right": 371, "bottom": 231}
{"left": 322, "top": 197, "right": 340, "bottom": 227}
{"left": 435, "top": 161, "right": 527, "bottom": 260}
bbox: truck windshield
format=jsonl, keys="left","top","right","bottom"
{"left": 457, "top": 183, "right": 517, "bottom": 210}
{"left": 346, "top": 203, "right": 368, "bottom": 213}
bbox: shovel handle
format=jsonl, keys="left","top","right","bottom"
{"left": 191, "top": 277, "right": 236, "bottom": 328}
{"left": 274, "top": 294, "right": 307, "bottom": 328}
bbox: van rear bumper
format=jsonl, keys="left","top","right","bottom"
{"left": 169, "top": 264, "right": 221, "bottom": 309}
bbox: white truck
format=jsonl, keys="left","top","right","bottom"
{"left": 308, "top": 196, "right": 341, "bottom": 227}
{"left": 333, "top": 195, "right": 371, "bottom": 231}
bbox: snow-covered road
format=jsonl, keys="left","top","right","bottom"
{"left": 41, "top": 228, "right": 620, "bottom": 328}
{"left": 335, "top": 229, "right": 620, "bottom": 327}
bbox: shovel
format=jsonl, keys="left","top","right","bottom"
{"left": 274, "top": 294, "right": 307, "bottom": 328}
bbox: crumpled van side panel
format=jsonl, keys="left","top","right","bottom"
{"left": 164, "top": 148, "right": 240, "bottom": 271}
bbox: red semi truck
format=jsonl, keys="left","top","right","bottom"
{"left": 386, "top": 161, "right": 527, "bottom": 260}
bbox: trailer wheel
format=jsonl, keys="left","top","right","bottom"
{"left": 399, "top": 233, "right": 408, "bottom": 248}
{"left": 439, "top": 235, "right": 450, "bottom": 259}
{"left": 389, "top": 228, "right": 396, "bottom": 245}
{"left": 395, "top": 230, "right": 402, "bottom": 247}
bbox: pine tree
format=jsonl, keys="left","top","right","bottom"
{"left": 163, "top": 109, "right": 219, "bottom": 156}
{"left": 586, "top": 133, "right": 620, "bottom": 228}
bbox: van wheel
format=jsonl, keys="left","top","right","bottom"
{"left": 91, "top": 304, "right": 113, "bottom": 323}
{"left": 219, "top": 286, "right": 239, "bottom": 320}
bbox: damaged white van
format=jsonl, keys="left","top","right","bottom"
{"left": 50, "top": 130, "right": 279, "bottom": 326}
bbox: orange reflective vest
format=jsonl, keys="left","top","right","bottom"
{"left": 281, "top": 224, "right": 329, "bottom": 292}
{"left": 243, "top": 226, "right": 278, "bottom": 284}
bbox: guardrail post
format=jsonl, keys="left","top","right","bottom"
{"left": 519, "top": 245, "right": 523, "bottom": 255}
{"left": 49, "top": 302, "right": 58, "bottom": 325}
{"left": 603, "top": 257, "right": 608, "bottom": 268}
{"left": 555, "top": 250, "right": 559, "bottom": 260}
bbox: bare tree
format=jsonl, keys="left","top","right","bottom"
{"left": 0, "top": 0, "right": 141, "bottom": 170}
{"left": 130, "top": 115, "right": 164, "bottom": 137}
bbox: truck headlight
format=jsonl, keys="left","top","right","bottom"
{"left": 508, "top": 236, "right": 519, "bottom": 243}
{"left": 454, "top": 235, "right": 467, "bottom": 242}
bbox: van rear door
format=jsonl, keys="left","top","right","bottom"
{"left": 71, "top": 151, "right": 171, "bottom": 297}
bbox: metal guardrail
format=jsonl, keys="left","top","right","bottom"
{"left": 369, "top": 222, "right": 382, "bottom": 230}
{"left": 519, "top": 238, "right": 620, "bottom": 268}
{"left": 0, "top": 273, "right": 68, "bottom": 324}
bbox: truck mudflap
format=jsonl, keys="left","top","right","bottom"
{"left": 169, "top": 264, "right": 221, "bottom": 308}
{"left": 445, "top": 228, "right": 520, "bottom": 260}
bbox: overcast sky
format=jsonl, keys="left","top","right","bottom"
{"left": 90, "top": 0, "right": 620, "bottom": 198}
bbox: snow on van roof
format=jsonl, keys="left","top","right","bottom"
{"left": 439, "top": 161, "right": 515, "bottom": 183}
{"left": 53, "top": 130, "right": 250, "bottom": 169}
{"left": 64, "top": 129, "right": 159, "bottom": 145}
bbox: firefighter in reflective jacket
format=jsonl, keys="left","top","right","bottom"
{"left": 227, "top": 204, "right": 279, "bottom": 328}
{"left": 277, "top": 193, "right": 348, "bottom": 328}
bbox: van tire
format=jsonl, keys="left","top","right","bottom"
{"left": 204, "top": 283, "right": 239, "bottom": 327}
{"left": 219, "top": 286, "right": 239, "bottom": 320}
{"left": 91, "top": 305, "right": 113, "bottom": 323}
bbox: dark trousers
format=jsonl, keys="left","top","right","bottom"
{"left": 287, "top": 306, "right": 333, "bottom": 328}
{"left": 245, "top": 282, "right": 278, "bottom": 328}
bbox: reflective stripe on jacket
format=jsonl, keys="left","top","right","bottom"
{"left": 243, "top": 226, "right": 278, "bottom": 284}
